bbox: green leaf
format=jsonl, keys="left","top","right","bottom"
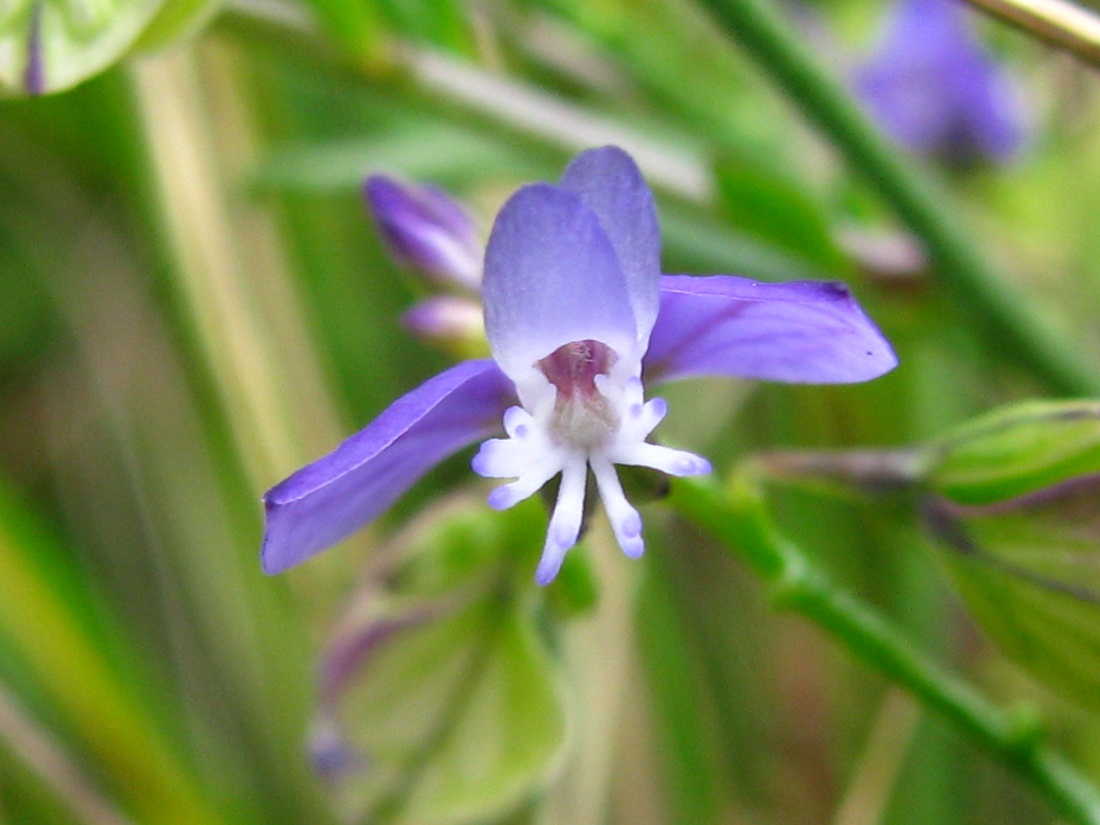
{"left": 376, "top": 0, "right": 474, "bottom": 53}
{"left": 133, "top": 0, "right": 223, "bottom": 50}
{"left": 928, "top": 400, "right": 1100, "bottom": 506}
{"left": 329, "top": 596, "right": 568, "bottom": 825}
{"left": 297, "top": 0, "right": 386, "bottom": 57}
{"left": 712, "top": 155, "right": 848, "bottom": 275}
{"left": 255, "top": 130, "right": 544, "bottom": 193}
{"left": 316, "top": 499, "right": 569, "bottom": 824}
{"left": 931, "top": 480, "right": 1100, "bottom": 711}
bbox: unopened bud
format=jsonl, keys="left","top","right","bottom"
{"left": 401, "top": 295, "right": 484, "bottom": 346}
{"left": 927, "top": 400, "right": 1100, "bottom": 507}
{"left": 364, "top": 175, "right": 482, "bottom": 289}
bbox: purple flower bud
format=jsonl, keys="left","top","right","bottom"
{"left": 401, "top": 296, "right": 484, "bottom": 344}
{"left": 854, "top": 0, "right": 1026, "bottom": 165}
{"left": 364, "top": 176, "right": 482, "bottom": 289}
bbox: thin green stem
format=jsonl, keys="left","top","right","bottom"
{"left": 693, "top": 0, "right": 1098, "bottom": 396}
{"left": 669, "top": 474, "right": 1100, "bottom": 825}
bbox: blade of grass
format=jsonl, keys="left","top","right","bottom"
{"left": 0, "top": 679, "right": 135, "bottom": 825}
{"left": 0, "top": 487, "right": 225, "bottom": 825}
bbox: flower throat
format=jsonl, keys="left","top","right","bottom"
{"left": 538, "top": 340, "right": 619, "bottom": 448}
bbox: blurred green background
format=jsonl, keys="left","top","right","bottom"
{"left": 2, "top": 0, "right": 1100, "bottom": 822}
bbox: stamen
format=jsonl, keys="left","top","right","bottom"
{"left": 536, "top": 459, "right": 587, "bottom": 586}
{"left": 591, "top": 458, "right": 645, "bottom": 558}
{"left": 487, "top": 457, "right": 565, "bottom": 510}
{"left": 472, "top": 438, "right": 529, "bottom": 478}
{"left": 612, "top": 442, "right": 712, "bottom": 477}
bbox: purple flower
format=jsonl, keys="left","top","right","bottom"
{"left": 854, "top": 0, "right": 1025, "bottom": 164}
{"left": 263, "top": 147, "right": 897, "bottom": 584}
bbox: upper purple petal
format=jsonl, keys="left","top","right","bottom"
{"left": 559, "top": 146, "right": 661, "bottom": 344}
{"left": 482, "top": 183, "right": 637, "bottom": 382}
{"left": 261, "top": 360, "right": 515, "bottom": 574}
{"left": 644, "top": 275, "right": 897, "bottom": 385}
{"left": 364, "top": 176, "right": 482, "bottom": 288}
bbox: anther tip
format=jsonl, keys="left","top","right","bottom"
{"left": 621, "top": 536, "right": 645, "bottom": 558}
{"left": 676, "top": 456, "right": 711, "bottom": 475}
{"left": 487, "top": 487, "right": 515, "bottom": 510}
{"left": 535, "top": 554, "right": 566, "bottom": 586}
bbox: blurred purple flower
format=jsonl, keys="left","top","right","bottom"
{"left": 364, "top": 176, "right": 482, "bottom": 290}
{"left": 263, "top": 147, "right": 897, "bottom": 584}
{"left": 854, "top": 0, "right": 1026, "bottom": 164}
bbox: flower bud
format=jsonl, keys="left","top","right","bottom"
{"left": 364, "top": 175, "right": 482, "bottom": 289}
{"left": 401, "top": 295, "right": 485, "bottom": 347}
{"left": 926, "top": 400, "right": 1100, "bottom": 508}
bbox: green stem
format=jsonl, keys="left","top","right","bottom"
{"left": 669, "top": 474, "right": 1100, "bottom": 825}
{"left": 693, "top": 0, "right": 1098, "bottom": 397}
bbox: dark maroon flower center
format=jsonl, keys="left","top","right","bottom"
{"left": 537, "top": 340, "right": 617, "bottom": 400}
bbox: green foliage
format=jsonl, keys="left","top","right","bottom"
{"left": 0, "top": 0, "right": 222, "bottom": 94}
{"left": 713, "top": 154, "right": 849, "bottom": 275}
{"left": 0, "top": 481, "right": 224, "bottom": 824}
{"left": 934, "top": 480, "right": 1100, "bottom": 712}
{"left": 135, "top": 0, "right": 222, "bottom": 50}
{"left": 333, "top": 599, "right": 566, "bottom": 825}
{"left": 316, "top": 499, "right": 569, "bottom": 825}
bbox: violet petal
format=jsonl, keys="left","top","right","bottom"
{"left": 559, "top": 146, "right": 661, "bottom": 344}
{"left": 482, "top": 183, "right": 637, "bottom": 385}
{"left": 645, "top": 275, "right": 897, "bottom": 385}
{"left": 261, "top": 360, "right": 515, "bottom": 574}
